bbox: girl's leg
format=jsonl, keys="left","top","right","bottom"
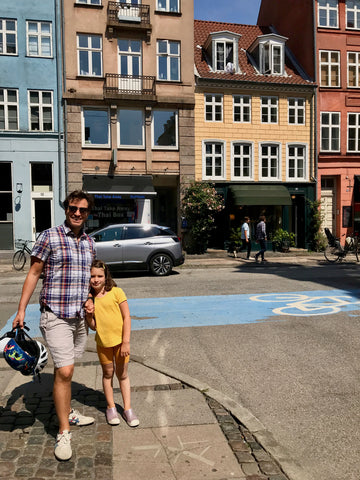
{"left": 101, "top": 362, "right": 116, "bottom": 409}
{"left": 115, "top": 356, "right": 131, "bottom": 411}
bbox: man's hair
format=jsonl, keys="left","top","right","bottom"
{"left": 259, "top": 215, "right": 266, "bottom": 222}
{"left": 63, "top": 190, "right": 94, "bottom": 212}
{"left": 244, "top": 216, "right": 250, "bottom": 222}
{"left": 90, "top": 259, "right": 117, "bottom": 292}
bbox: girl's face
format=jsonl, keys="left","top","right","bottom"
{"left": 90, "top": 267, "right": 106, "bottom": 293}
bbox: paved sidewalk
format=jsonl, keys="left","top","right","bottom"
{"left": 0, "top": 341, "right": 294, "bottom": 480}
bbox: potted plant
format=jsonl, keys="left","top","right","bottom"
{"left": 271, "top": 228, "right": 296, "bottom": 252}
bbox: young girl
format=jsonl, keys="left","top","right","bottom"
{"left": 85, "top": 259, "right": 139, "bottom": 427}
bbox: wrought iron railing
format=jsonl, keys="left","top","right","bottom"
{"left": 104, "top": 74, "right": 156, "bottom": 96}
{"left": 107, "top": 2, "right": 150, "bottom": 26}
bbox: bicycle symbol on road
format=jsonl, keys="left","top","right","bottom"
{"left": 250, "top": 293, "right": 360, "bottom": 316}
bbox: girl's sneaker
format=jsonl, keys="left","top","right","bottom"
{"left": 122, "top": 408, "right": 139, "bottom": 427}
{"left": 106, "top": 407, "right": 120, "bottom": 426}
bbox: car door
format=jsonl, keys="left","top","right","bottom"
{"left": 92, "top": 226, "right": 125, "bottom": 265}
{"left": 122, "top": 225, "right": 160, "bottom": 265}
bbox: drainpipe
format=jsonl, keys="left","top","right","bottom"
{"left": 312, "top": 0, "right": 318, "bottom": 193}
{"left": 55, "top": 0, "right": 65, "bottom": 209}
{"left": 60, "top": 0, "right": 68, "bottom": 199}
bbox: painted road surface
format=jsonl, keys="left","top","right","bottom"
{"left": 1, "top": 289, "right": 360, "bottom": 338}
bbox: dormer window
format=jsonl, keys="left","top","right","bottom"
{"left": 249, "top": 33, "right": 287, "bottom": 76}
{"left": 204, "top": 31, "right": 241, "bottom": 73}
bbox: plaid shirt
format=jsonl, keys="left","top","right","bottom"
{"left": 256, "top": 221, "right": 266, "bottom": 241}
{"left": 32, "top": 222, "right": 96, "bottom": 319}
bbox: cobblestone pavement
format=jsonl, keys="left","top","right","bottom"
{"left": 0, "top": 360, "right": 290, "bottom": 480}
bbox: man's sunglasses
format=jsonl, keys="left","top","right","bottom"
{"left": 68, "top": 205, "right": 89, "bottom": 215}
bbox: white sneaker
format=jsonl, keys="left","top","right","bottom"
{"left": 54, "top": 430, "right": 72, "bottom": 461}
{"left": 68, "top": 408, "right": 95, "bottom": 426}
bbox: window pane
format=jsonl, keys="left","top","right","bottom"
{"left": 28, "top": 36, "right": 38, "bottom": 55}
{"left": 41, "top": 37, "right": 51, "bottom": 56}
{"left": 119, "top": 109, "right": 143, "bottom": 146}
{"left": 79, "top": 51, "right": 89, "bottom": 74}
{"left": 92, "top": 51, "right": 101, "bottom": 75}
{"left": 158, "top": 56, "right": 167, "bottom": 79}
{"left": 84, "top": 109, "right": 109, "bottom": 145}
{"left": 153, "top": 110, "right": 176, "bottom": 146}
{"left": 170, "top": 57, "right": 179, "bottom": 80}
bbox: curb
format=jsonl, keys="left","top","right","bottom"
{"left": 130, "top": 353, "right": 312, "bottom": 480}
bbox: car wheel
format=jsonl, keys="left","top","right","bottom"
{"left": 149, "top": 253, "right": 173, "bottom": 276}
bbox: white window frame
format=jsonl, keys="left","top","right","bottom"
{"left": 118, "top": 108, "right": 145, "bottom": 149}
{"left": 156, "top": 39, "right": 180, "bottom": 81}
{"left": 214, "top": 39, "right": 235, "bottom": 72}
{"left": 0, "top": 88, "right": 18, "bottom": 131}
{"left": 320, "top": 112, "right": 340, "bottom": 152}
{"left": 288, "top": 97, "right": 305, "bottom": 125}
{"left": 346, "top": 0, "right": 360, "bottom": 29}
{"left": 261, "top": 42, "right": 284, "bottom": 75}
{"left": 318, "top": 0, "right": 339, "bottom": 28}
{"left": 26, "top": 21, "right": 52, "bottom": 58}
{"left": 81, "top": 107, "right": 110, "bottom": 147}
{"left": 261, "top": 96, "right": 278, "bottom": 124}
{"left": 76, "top": 0, "right": 102, "bottom": 4}
{"left": 348, "top": 51, "right": 360, "bottom": 87}
{"left": 231, "top": 141, "right": 253, "bottom": 181}
{"left": 319, "top": 50, "right": 340, "bottom": 87}
{"left": 204, "top": 94, "right": 223, "bottom": 122}
{"left": 28, "top": 90, "right": 54, "bottom": 132}
{"left": 259, "top": 142, "right": 281, "bottom": 181}
{"left": 77, "top": 34, "right": 103, "bottom": 77}
{"left": 156, "top": 0, "right": 179, "bottom": 13}
{"left": 348, "top": 112, "right": 360, "bottom": 152}
{"left": 0, "top": 18, "right": 17, "bottom": 55}
{"left": 233, "top": 95, "right": 251, "bottom": 123}
{"left": 151, "top": 109, "right": 178, "bottom": 150}
{"left": 202, "top": 140, "right": 226, "bottom": 180}
{"left": 286, "top": 143, "right": 308, "bottom": 181}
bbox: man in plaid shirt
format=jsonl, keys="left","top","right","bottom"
{"left": 13, "top": 190, "right": 96, "bottom": 461}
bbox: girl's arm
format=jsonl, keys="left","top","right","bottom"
{"left": 119, "top": 300, "right": 131, "bottom": 357}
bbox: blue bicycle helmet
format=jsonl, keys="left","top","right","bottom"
{"left": 2, "top": 326, "right": 48, "bottom": 377}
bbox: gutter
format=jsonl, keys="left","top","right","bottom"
{"left": 312, "top": 0, "right": 318, "bottom": 187}
{"left": 55, "top": 0, "right": 64, "bottom": 208}
{"left": 60, "top": 0, "right": 68, "bottom": 198}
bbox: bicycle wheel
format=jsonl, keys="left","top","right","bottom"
{"left": 13, "top": 250, "right": 26, "bottom": 270}
{"left": 324, "top": 245, "right": 341, "bottom": 263}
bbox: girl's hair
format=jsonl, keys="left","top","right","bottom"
{"left": 90, "top": 259, "right": 117, "bottom": 293}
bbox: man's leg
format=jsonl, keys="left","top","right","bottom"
{"left": 53, "top": 365, "right": 74, "bottom": 432}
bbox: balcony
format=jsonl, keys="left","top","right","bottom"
{"left": 107, "top": 2, "right": 151, "bottom": 34}
{"left": 104, "top": 74, "right": 156, "bottom": 100}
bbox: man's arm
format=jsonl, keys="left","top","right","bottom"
{"left": 12, "top": 257, "right": 44, "bottom": 329}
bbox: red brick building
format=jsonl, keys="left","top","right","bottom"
{"left": 258, "top": 0, "right": 360, "bottom": 238}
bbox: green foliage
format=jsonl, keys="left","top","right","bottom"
{"left": 307, "top": 199, "right": 326, "bottom": 251}
{"left": 182, "top": 182, "right": 224, "bottom": 254}
{"left": 229, "top": 227, "right": 243, "bottom": 248}
{"left": 271, "top": 228, "right": 296, "bottom": 251}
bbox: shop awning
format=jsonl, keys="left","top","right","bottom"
{"left": 229, "top": 185, "right": 292, "bottom": 206}
{"left": 83, "top": 175, "right": 156, "bottom": 199}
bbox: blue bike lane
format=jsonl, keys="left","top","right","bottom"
{"left": 2, "top": 289, "right": 360, "bottom": 337}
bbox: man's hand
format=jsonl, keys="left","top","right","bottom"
{"left": 12, "top": 310, "right": 25, "bottom": 330}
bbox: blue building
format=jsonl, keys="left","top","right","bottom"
{"left": 0, "top": 0, "right": 64, "bottom": 249}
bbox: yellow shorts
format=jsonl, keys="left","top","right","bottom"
{"left": 96, "top": 343, "right": 130, "bottom": 365}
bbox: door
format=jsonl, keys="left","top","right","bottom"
{"left": 118, "top": 39, "right": 142, "bottom": 92}
{"left": 118, "top": 0, "right": 141, "bottom": 21}
{"left": 321, "top": 187, "right": 336, "bottom": 234}
{"left": 33, "top": 198, "right": 52, "bottom": 238}
{"left": 91, "top": 225, "right": 124, "bottom": 265}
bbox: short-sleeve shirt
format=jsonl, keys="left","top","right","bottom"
{"left": 32, "top": 222, "right": 95, "bottom": 319}
{"left": 94, "top": 287, "right": 127, "bottom": 348}
{"left": 241, "top": 222, "right": 250, "bottom": 240}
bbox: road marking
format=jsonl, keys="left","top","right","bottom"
{"left": 2, "top": 289, "right": 360, "bottom": 337}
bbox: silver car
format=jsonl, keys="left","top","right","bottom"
{"left": 89, "top": 224, "right": 185, "bottom": 276}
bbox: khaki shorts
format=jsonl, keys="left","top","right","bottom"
{"left": 40, "top": 310, "right": 87, "bottom": 368}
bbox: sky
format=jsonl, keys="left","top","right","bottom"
{"left": 194, "top": 0, "right": 262, "bottom": 25}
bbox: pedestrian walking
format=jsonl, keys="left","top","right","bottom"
{"left": 241, "top": 216, "right": 251, "bottom": 260}
{"left": 254, "top": 215, "right": 267, "bottom": 263}
{"left": 85, "top": 259, "right": 139, "bottom": 428}
{"left": 12, "top": 190, "right": 96, "bottom": 461}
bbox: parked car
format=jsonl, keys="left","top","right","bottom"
{"left": 89, "top": 224, "right": 185, "bottom": 276}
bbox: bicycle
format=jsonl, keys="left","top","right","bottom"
{"left": 323, "top": 228, "right": 359, "bottom": 263}
{"left": 13, "top": 239, "right": 34, "bottom": 270}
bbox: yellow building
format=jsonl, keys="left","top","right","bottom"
{"left": 194, "top": 20, "right": 316, "bottom": 248}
